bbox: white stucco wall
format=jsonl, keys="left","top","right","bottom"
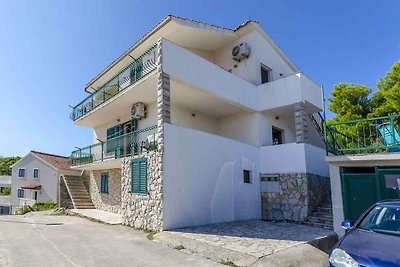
{"left": 171, "top": 104, "right": 219, "bottom": 135}
{"left": 260, "top": 143, "right": 328, "bottom": 177}
{"left": 93, "top": 101, "right": 157, "bottom": 143}
{"left": 11, "top": 154, "right": 59, "bottom": 206}
{"left": 163, "top": 123, "right": 261, "bottom": 230}
{"left": 214, "top": 30, "right": 295, "bottom": 85}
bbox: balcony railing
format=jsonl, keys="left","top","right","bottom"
{"left": 70, "top": 44, "right": 157, "bottom": 121}
{"left": 70, "top": 125, "right": 158, "bottom": 166}
{"left": 325, "top": 115, "right": 400, "bottom": 155}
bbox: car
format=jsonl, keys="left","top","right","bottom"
{"left": 329, "top": 200, "right": 400, "bottom": 267}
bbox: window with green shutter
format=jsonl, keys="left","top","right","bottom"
{"left": 131, "top": 158, "right": 147, "bottom": 194}
{"left": 100, "top": 172, "right": 109, "bottom": 194}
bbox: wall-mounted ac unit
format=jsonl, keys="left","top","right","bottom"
{"left": 131, "top": 102, "right": 146, "bottom": 119}
{"left": 232, "top": 42, "right": 250, "bottom": 62}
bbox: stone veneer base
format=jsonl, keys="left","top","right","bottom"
{"left": 261, "top": 173, "right": 330, "bottom": 222}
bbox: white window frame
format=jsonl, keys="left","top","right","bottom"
{"left": 17, "top": 188, "right": 24, "bottom": 198}
{"left": 260, "top": 64, "right": 272, "bottom": 84}
{"left": 18, "top": 168, "right": 26, "bottom": 178}
{"left": 33, "top": 168, "right": 40, "bottom": 179}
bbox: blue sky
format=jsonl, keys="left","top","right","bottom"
{"left": 0, "top": 0, "right": 399, "bottom": 157}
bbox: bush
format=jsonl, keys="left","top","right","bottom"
{"left": 16, "top": 201, "right": 59, "bottom": 215}
{"left": 32, "top": 201, "right": 59, "bottom": 211}
{"left": 0, "top": 187, "right": 11, "bottom": 196}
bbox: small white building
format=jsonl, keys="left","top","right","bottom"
{"left": 11, "top": 151, "right": 80, "bottom": 210}
{"left": 0, "top": 176, "right": 11, "bottom": 215}
{"left": 68, "top": 15, "right": 330, "bottom": 231}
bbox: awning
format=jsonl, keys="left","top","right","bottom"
{"left": 21, "top": 184, "right": 41, "bottom": 190}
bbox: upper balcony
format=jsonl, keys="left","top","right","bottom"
{"left": 70, "top": 45, "right": 157, "bottom": 126}
{"left": 325, "top": 114, "right": 400, "bottom": 155}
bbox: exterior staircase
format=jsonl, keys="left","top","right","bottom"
{"left": 305, "top": 203, "right": 333, "bottom": 230}
{"left": 63, "top": 175, "right": 95, "bottom": 209}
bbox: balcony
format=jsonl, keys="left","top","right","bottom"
{"left": 325, "top": 115, "right": 400, "bottom": 155}
{"left": 70, "top": 125, "right": 158, "bottom": 167}
{"left": 258, "top": 73, "right": 323, "bottom": 112}
{"left": 70, "top": 44, "right": 157, "bottom": 122}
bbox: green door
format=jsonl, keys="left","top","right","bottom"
{"left": 341, "top": 173, "right": 378, "bottom": 222}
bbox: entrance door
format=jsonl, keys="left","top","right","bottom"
{"left": 34, "top": 191, "right": 38, "bottom": 201}
{"left": 341, "top": 173, "right": 378, "bottom": 222}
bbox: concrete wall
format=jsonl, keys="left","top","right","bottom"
{"left": 163, "top": 123, "right": 261, "bottom": 230}
{"left": 11, "top": 154, "right": 59, "bottom": 206}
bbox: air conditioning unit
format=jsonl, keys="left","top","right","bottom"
{"left": 232, "top": 42, "right": 250, "bottom": 61}
{"left": 131, "top": 102, "right": 146, "bottom": 119}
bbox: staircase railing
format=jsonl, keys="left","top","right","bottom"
{"left": 309, "top": 112, "right": 339, "bottom": 154}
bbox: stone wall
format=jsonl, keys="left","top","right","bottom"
{"left": 59, "top": 176, "right": 73, "bottom": 209}
{"left": 261, "top": 173, "right": 330, "bottom": 222}
{"left": 88, "top": 168, "right": 121, "bottom": 214}
{"left": 121, "top": 151, "right": 163, "bottom": 231}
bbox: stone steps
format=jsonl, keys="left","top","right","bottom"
{"left": 63, "top": 175, "right": 95, "bottom": 209}
{"left": 305, "top": 203, "right": 333, "bottom": 230}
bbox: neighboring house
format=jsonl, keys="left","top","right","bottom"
{"left": 10, "top": 151, "right": 80, "bottom": 211}
{"left": 68, "top": 15, "right": 329, "bottom": 231}
{"left": 0, "top": 176, "right": 11, "bottom": 215}
{"left": 325, "top": 115, "right": 400, "bottom": 236}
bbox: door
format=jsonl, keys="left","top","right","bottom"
{"left": 341, "top": 173, "right": 378, "bottom": 222}
{"left": 34, "top": 191, "right": 38, "bottom": 201}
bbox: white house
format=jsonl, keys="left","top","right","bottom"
{"left": 0, "top": 176, "right": 11, "bottom": 215}
{"left": 68, "top": 15, "right": 330, "bottom": 231}
{"left": 11, "top": 151, "right": 81, "bottom": 211}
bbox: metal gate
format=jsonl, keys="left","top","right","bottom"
{"left": 341, "top": 167, "right": 400, "bottom": 222}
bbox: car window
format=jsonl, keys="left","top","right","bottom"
{"left": 358, "top": 204, "right": 400, "bottom": 236}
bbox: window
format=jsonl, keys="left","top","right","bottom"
{"left": 106, "top": 124, "right": 122, "bottom": 153}
{"left": 131, "top": 158, "right": 147, "bottom": 194}
{"left": 272, "top": 126, "right": 284, "bottom": 145}
{"left": 18, "top": 168, "right": 26, "bottom": 178}
{"left": 17, "top": 188, "right": 24, "bottom": 198}
{"left": 243, "top": 170, "right": 252, "bottom": 184}
{"left": 100, "top": 172, "right": 109, "bottom": 194}
{"left": 261, "top": 64, "right": 272, "bottom": 84}
{"left": 33, "top": 169, "right": 39, "bottom": 179}
{"left": 260, "top": 174, "right": 280, "bottom": 193}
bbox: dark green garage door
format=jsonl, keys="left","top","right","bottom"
{"left": 341, "top": 167, "right": 400, "bottom": 222}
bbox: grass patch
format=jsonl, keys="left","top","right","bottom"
{"left": 16, "top": 201, "right": 59, "bottom": 215}
{"left": 143, "top": 229, "right": 157, "bottom": 240}
{"left": 174, "top": 245, "right": 185, "bottom": 250}
{"left": 220, "top": 260, "right": 239, "bottom": 267}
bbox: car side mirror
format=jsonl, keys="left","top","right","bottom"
{"left": 341, "top": 220, "right": 354, "bottom": 230}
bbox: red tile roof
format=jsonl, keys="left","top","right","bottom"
{"left": 31, "top": 151, "right": 79, "bottom": 173}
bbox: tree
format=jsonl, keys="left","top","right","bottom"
{"left": 371, "top": 61, "right": 400, "bottom": 117}
{"left": 327, "top": 83, "right": 371, "bottom": 123}
{"left": 0, "top": 157, "right": 21, "bottom": 175}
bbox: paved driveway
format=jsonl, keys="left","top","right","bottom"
{"left": 0, "top": 212, "right": 221, "bottom": 267}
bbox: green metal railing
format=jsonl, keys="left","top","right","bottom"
{"left": 69, "top": 125, "right": 158, "bottom": 166}
{"left": 70, "top": 44, "right": 157, "bottom": 121}
{"left": 325, "top": 115, "right": 400, "bottom": 155}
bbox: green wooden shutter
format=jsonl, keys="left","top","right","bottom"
{"left": 131, "top": 158, "right": 147, "bottom": 194}
{"left": 100, "top": 172, "right": 109, "bottom": 193}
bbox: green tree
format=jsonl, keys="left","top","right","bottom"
{"left": 371, "top": 61, "right": 400, "bottom": 117}
{"left": 0, "top": 157, "right": 21, "bottom": 175}
{"left": 327, "top": 83, "right": 371, "bottom": 123}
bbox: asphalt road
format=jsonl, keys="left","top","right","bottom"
{"left": 0, "top": 212, "right": 221, "bottom": 267}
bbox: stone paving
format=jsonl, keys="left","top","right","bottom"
{"left": 163, "top": 220, "right": 334, "bottom": 259}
